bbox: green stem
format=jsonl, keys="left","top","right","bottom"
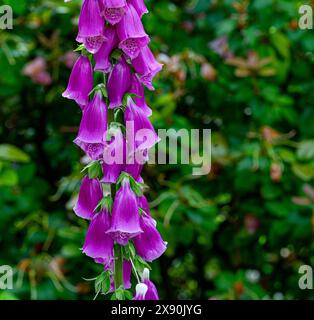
{"left": 114, "top": 245, "right": 123, "bottom": 291}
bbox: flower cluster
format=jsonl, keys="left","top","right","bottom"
{"left": 63, "top": 0, "right": 166, "bottom": 300}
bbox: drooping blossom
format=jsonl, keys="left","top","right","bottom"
{"left": 102, "top": 127, "right": 125, "bottom": 183}
{"left": 76, "top": 0, "right": 105, "bottom": 54}
{"left": 94, "top": 26, "right": 119, "bottom": 73}
{"left": 106, "top": 178, "right": 143, "bottom": 245}
{"left": 76, "top": 92, "right": 108, "bottom": 144}
{"left": 62, "top": 55, "right": 93, "bottom": 106}
{"left": 133, "top": 215, "right": 167, "bottom": 262}
{"left": 116, "top": 4, "right": 150, "bottom": 59}
{"left": 130, "top": 74, "right": 152, "bottom": 117}
{"left": 107, "top": 56, "right": 132, "bottom": 108}
{"left": 132, "top": 46, "right": 163, "bottom": 90}
{"left": 124, "top": 97, "right": 159, "bottom": 153}
{"left": 101, "top": 0, "right": 127, "bottom": 25}
{"left": 74, "top": 176, "right": 103, "bottom": 219}
{"left": 83, "top": 209, "right": 114, "bottom": 268}
{"left": 137, "top": 195, "right": 150, "bottom": 215}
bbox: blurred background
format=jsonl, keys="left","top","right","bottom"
{"left": 0, "top": 0, "right": 314, "bottom": 300}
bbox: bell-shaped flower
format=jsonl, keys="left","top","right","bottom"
{"left": 76, "top": 0, "right": 105, "bottom": 53}
{"left": 125, "top": 97, "right": 159, "bottom": 153}
{"left": 107, "top": 57, "right": 132, "bottom": 108}
{"left": 62, "top": 55, "right": 93, "bottom": 106}
{"left": 106, "top": 178, "right": 142, "bottom": 245}
{"left": 101, "top": 0, "right": 127, "bottom": 25}
{"left": 76, "top": 92, "right": 108, "bottom": 144}
{"left": 73, "top": 176, "right": 103, "bottom": 219}
{"left": 132, "top": 46, "right": 163, "bottom": 90}
{"left": 83, "top": 209, "right": 114, "bottom": 267}
{"left": 133, "top": 283, "right": 148, "bottom": 300}
{"left": 128, "top": 0, "right": 148, "bottom": 18}
{"left": 130, "top": 74, "right": 152, "bottom": 117}
{"left": 133, "top": 214, "right": 167, "bottom": 262}
{"left": 94, "top": 26, "right": 119, "bottom": 73}
{"left": 141, "top": 268, "right": 159, "bottom": 300}
{"left": 101, "top": 127, "right": 125, "bottom": 183}
{"left": 74, "top": 139, "right": 104, "bottom": 161}
{"left": 116, "top": 4, "right": 150, "bottom": 59}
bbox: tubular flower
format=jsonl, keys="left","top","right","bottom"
{"left": 116, "top": 4, "right": 150, "bottom": 59}
{"left": 62, "top": 55, "right": 93, "bottom": 106}
{"left": 64, "top": 0, "right": 165, "bottom": 300}
{"left": 76, "top": 0, "right": 105, "bottom": 54}
{"left": 83, "top": 209, "right": 114, "bottom": 267}
{"left": 101, "top": 0, "right": 127, "bottom": 25}
{"left": 74, "top": 176, "right": 103, "bottom": 220}
{"left": 107, "top": 56, "right": 132, "bottom": 109}
{"left": 106, "top": 178, "right": 143, "bottom": 245}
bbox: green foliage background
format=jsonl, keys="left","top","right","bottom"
{"left": 0, "top": 0, "right": 313, "bottom": 300}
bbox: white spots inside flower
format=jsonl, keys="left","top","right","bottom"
{"left": 122, "top": 38, "right": 138, "bottom": 57}
{"left": 85, "top": 36, "right": 104, "bottom": 51}
{"left": 87, "top": 143, "right": 103, "bottom": 159}
{"left": 104, "top": 8, "right": 124, "bottom": 24}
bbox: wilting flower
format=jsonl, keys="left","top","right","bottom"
{"left": 102, "top": 127, "right": 125, "bottom": 183}
{"left": 106, "top": 178, "right": 142, "bottom": 245}
{"left": 94, "top": 26, "right": 119, "bottom": 73}
{"left": 74, "top": 176, "right": 103, "bottom": 219}
{"left": 76, "top": 0, "right": 105, "bottom": 53}
{"left": 133, "top": 215, "right": 167, "bottom": 262}
{"left": 107, "top": 57, "right": 132, "bottom": 108}
{"left": 142, "top": 268, "right": 159, "bottom": 300}
{"left": 62, "top": 55, "right": 93, "bottom": 106}
{"left": 130, "top": 74, "right": 152, "bottom": 117}
{"left": 128, "top": 0, "right": 148, "bottom": 18}
{"left": 116, "top": 4, "right": 149, "bottom": 59}
{"left": 83, "top": 209, "right": 114, "bottom": 267}
{"left": 133, "top": 283, "right": 148, "bottom": 300}
{"left": 76, "top": 92, "right": 108, "bottom": 144}
{"left": 101, "top": 0, "right": 127, "bottom": 25}
{"left": 124, "top": 97, "right": 159, "bottom": 153}
{"left": 132, "top": 46, "right": 163, "bottom": 90}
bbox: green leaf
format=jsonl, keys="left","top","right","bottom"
{"left": 0, "top": 144, "right": 30, "bottom": 163}
{"left": 87, "top": 161, "right": 102, "bottom": 179}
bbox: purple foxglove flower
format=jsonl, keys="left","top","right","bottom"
{"left": 106, "top": 178, "right": 142, "bottom": 245}
{"left": 125, "top": 97, "right": 159, "bottom": 153}
{"left": 116, "top": 4, "right": 150, "bottom": 59}
{"left": 76, "top": 0, "right": 106, "bottom": 54}
{"left": 122, "top": 260, "right": 132, "bottom": 289}
{"left": 128, "top": 0, "right": 148, "bottom": 18}
{"left": 82, "top": 209, "right": 114, "bottom": 266}
{"left": 130, "top": 74, "right": 152, "bottom": 117}
{"left": 133, "top": 215, "right": 167, "bottom": 262}
{"left": 133, "top": 283, "right": 148, "bottom": 300}
{"left": 62, "top": 55, "right": 93, "bottom": 106}
{"left": 107, "top": 57, "right": 132, "bottom": 108}
{"left": 76, "top": 92, "right": 108, "bottom": 144}
{"left": 101, "top": 127, "right": 125, "bottom": 183}
{"left": 124, "top": 160, "right": 143, "bottom": 181}
{"left": 73, "top": 139, "right": 104, "bottom": 161}
{"left": 142, "top": 269, "right": 159, "bottom": 300}
{"left": 101, "top": 0, "right": 127, "bottom": 25}
{"left": 137, "top": 195, "right": 150, "bottom": 215}
{"left": 74, "top": 176, "right": 103, "bottom": 219}
{"left": 94, "top": 26, "right": 119, "bottom": 73}
{"left": 132, "top": 46, "right": 163, "bottom": 90}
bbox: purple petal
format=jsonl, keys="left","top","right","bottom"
{"left": 101, "top": 0, "right": 127, "bottom": 25}
{"left": 128, "top": 0, "right": 148, "bottom": 18}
